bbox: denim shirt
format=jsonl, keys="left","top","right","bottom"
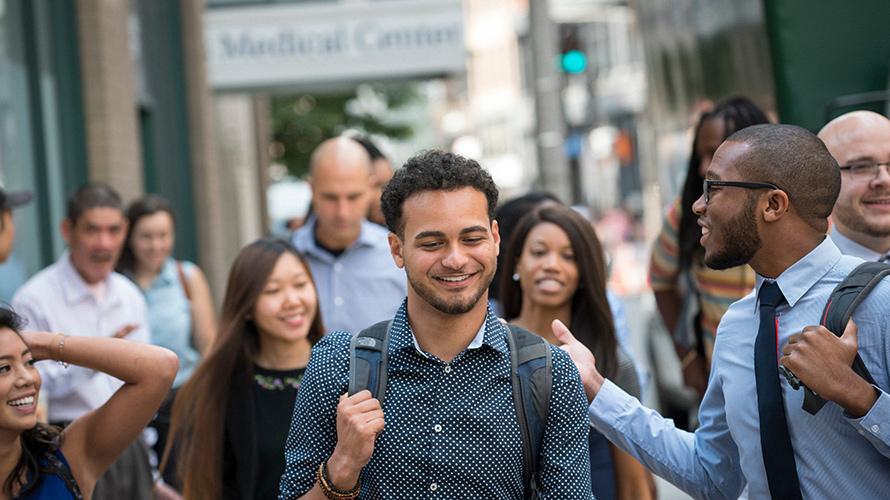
{"left": 136, "top": 258, "right": 199, "bottom": 388}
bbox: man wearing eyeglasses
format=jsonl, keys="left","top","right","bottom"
{"left": 552, "top": 124, "right": 889, "bottom": 499}
{"left": 819, "top": 111, "right": 890, "bottom": 263}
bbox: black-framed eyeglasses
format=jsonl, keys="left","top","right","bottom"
{"left": 839, "top": 160, "right": 890, "bottom": 181}
{"left": 702, "top": 179, "right": 781, "bottom": 204}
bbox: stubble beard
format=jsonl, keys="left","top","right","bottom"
{"left": 704, "top": 198, "right": 762, "bottom": 270}
{"left": 834, "top": 197, "right": 890, "bottom": 239}
{"left": 405, "top": 267, "right": 493, "bottom": 315}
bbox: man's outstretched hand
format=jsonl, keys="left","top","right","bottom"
{"left": 552, "top": 319, "right": 605, "bottom": 403}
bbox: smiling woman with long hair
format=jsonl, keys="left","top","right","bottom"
{"left": 0, "top": 307, "right": 176, "bottom": 499}
{"left": 500, "top": 204, "right": 650, "bottom": 500}
{"left": 162, "top": 238, "right": 324, "bottom": 500}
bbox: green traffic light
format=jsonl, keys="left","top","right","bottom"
{"left": 561, "top": 50, "right": 587, "bottom": 74}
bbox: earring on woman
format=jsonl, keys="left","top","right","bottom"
{"left": 512, "top": 273, "right": 520, "bottom": 282}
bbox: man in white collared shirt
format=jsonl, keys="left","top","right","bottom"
{"left": 819, "top": 111, "right": 890, "bottom": 262}
{"left": 13, "top": 183, "right": 153, "bottom": 500}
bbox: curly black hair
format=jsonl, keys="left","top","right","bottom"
{"left": 381, "top": 150, "right": 499, "bottom": 237}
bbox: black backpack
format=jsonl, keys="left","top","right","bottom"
{"left": 348, "top": 320, "right": 552, "bottom": 499}
{"left": 795, "top": 261, "right": 890, "bottom": 414}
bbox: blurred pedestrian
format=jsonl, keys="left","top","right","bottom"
{"left": 279, "top": 151, "right": 593, "bottom": 499}
{"left": 818, "top": 110, "right": 890, "bottom": 261}
{"left": 572, "top": 124, "right": 890, "bottom": 499}
{"left": 163, "top": 238, "right": 324, "bottom": 500}
{"left": 0, "top": 187, "right": 33, "bottom": 263}
{"left": 116, "top": 194, "right": 217, "bottom": 473}
{"left": 12, "top": 183, "right": 155, "bottom": 500}
{"left": 0, "top": 307, "right": 176, "bottom": 499}
{"left": 499, "top": 204, "right": 652, "bottom": 500}
{"left": 489, "top": 191, "right": 559, "bottom": 313}
{"left": 493, "top": 194, "right": 646, "bottom": 394}
{"left": 649, "top": 96, "right": 769, "bottom": 402}
{"left": 352, "top": 135, "right": 394, "bottom": 227}
{"left": 292, "top": 137, "right": 405, "bottom": 333}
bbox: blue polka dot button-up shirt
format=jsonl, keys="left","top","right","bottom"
{"left": 279, "top": 301, "right": 594, "bottom": 499}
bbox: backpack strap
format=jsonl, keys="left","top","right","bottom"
{"left": 505, "top": 324, "right": 552, "bottom": 499}
{"left": 804, "top": 261, "right": 890, "bottom": 414}
{"left": 348, "top": 321, "right": 392, "bottom": 402}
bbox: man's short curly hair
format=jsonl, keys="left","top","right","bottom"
{"left": 381, "top": 150, "right": 499, "bottom": 237}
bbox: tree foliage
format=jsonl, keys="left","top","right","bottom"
{"left": 269, "top": 83, "right": 418, "bottom": 178}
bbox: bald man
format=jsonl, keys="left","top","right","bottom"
{"left": 819, "top": 111, "right": 890, "bottom": 262}
{"left": 292, "top": 137, "right": 407, "bottom": 333}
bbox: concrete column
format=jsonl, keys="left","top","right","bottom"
{"left": 75, "top": 0, "right": 143, "bottom": 200}
{"left": 214, "top": 94, "right": 264, "bottom": 256}
{"left": 180, "top": 0, "right": 228, "bottom": 301}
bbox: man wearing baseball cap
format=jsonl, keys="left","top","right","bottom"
{"left": 0, "top": 187, "right": 33, "bottom": 263}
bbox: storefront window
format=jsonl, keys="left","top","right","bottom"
{"left": 0, "top": 0, "right": 40, "bottom": 301}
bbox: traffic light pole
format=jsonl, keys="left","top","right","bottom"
{"left": 528, "top": 0, "right": 572, "bottom": 203}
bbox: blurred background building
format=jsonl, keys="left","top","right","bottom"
{"left": 2, "top": 0, "right": 889, "bottom": 305}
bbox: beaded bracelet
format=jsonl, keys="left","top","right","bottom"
{"left": 53, "top": 334, "right": 69, "bottom": 369}
{"left": 316, "top": 460, "right": 360, "bottom": 499}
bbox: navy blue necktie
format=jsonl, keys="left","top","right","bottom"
{"left": 754, "top": 281, "right": 802, "bottom": 499}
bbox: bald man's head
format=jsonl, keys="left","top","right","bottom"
{"left": 309, "top": 137, "right": 375, "bottom": 250}
{"left": 818, "top": 111, "right": 890, "bottom": 250}
{"left": 309, "top": 137, "right": 373, "bottom": 177}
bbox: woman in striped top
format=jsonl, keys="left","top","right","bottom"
{"left": 650, "top": 97, "right": 769, "bottom": 398}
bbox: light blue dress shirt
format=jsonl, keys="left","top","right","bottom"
{"left": 589, "top": 237, "right": 890, "bottom": 499}
{"left": 292, "top": 217, "right": 406, "bottom": 334}
{"left": 131, "top": 258, "right": 200, "bottom": 388}
{"left": 830, "top": 227, "right": 890, "bottom": 262}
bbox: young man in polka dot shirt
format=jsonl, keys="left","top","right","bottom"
{"left": 279, "top": 151, "right": 594, "bottom": 499}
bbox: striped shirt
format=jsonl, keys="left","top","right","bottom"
{"left": 649, "top": 198, "right": 755, "bottom": 359}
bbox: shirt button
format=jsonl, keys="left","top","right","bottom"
{"left": 334, "top": 297, "right": 344, "bottom": 306}
{"left": 871, "top": 424, "right": 880, "bottom": 433}
{"left": 334, "top": 263, "right": 343, "bottom": 272}
{"left": 430, "top": 483, "right": 438, "bottom": 491}
{"left": 433, "top": 424, "right": 442, "bottom": 433}
{"left": 444, "top": 365, "right": 452, "bottom": 373}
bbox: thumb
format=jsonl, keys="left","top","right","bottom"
{"left": 551, "top": 319, "right": 576, "bottom": 345}
{"left": 841, "top": 319, "right": 858, "bottom": 346}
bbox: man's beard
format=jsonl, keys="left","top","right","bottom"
{"left": 704, "top": 197, "right": 762, "bottom": 270}
{"left": 405, "top": 268, "right": 493, "bottom": 315}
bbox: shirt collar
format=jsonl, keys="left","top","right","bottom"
{"left": 295, "top": 216, "right": 383, "bottom": 258}
{"left": 754, "top": 236, "right": 842, "bottom": 310}
{"left": 390, "top": 300, "right": 510, "bottom": 358}
{"left": 830, "top": 227, "right": 887, "bottom": 261}
{"left": 59, "top": 252, "right": 122, "bottom": 306}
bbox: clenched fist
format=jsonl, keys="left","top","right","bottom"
{"left": 326, "top": 391, "right": 385, "bottom": 491}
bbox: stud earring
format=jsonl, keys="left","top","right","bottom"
{"left": 512, "top": 273, "right": 520, "bottom": 282}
